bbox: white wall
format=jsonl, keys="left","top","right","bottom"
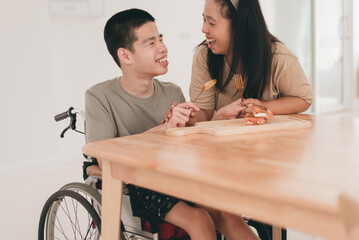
{"left": 260, "top": 0, "right": 312, "bottom": 82}
{"left": 354, "top": 0, "right": 359, "bottom": 105}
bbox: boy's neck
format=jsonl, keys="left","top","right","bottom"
{"left": 120, "top": 74, "right": 155, "bottom": 98}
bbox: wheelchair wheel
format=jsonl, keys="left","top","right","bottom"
{"left": 38, "top": 190, "right": 101, "bottom": 240}
{"left": 60, "top": 182, "right": 102, "bottom": 217}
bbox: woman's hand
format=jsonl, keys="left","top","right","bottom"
{"left": 212, "top": 99, "right": 246, "bottom": 120}
{"left": 165, "top": 102, "right": 200, "bottom": 128}
{"left": 241, "top": 98, "right": 267, "bottom": 117}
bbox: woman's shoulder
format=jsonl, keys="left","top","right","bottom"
{"left": 272, "top": 42, "right": 299, "bottom": 66}
{"left": 272, "top": 42, "right": 297, "bottom": 59}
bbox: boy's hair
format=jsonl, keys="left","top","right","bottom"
{"left": 104, "top": 9, "right": 155, "bottom": 68}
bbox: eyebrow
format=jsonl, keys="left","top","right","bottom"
{"left": 202, "top": 14, "right": 216, "bottom": 21}
{"left": 143, "top": 34, "right": 163, "bottom": 44}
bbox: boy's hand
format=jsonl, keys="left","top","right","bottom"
{"left": 165, "top": 102, "right": 200, "bottom": 128}
{"left": 161, "top": 102, "right": 178, "bottom": 124}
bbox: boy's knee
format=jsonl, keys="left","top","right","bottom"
{"left": 192, "top": 208, "right": 215, "bottom": 230}
{"left": 215, "top": 211, "right": 242, "bottom": 230}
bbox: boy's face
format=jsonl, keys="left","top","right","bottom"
{"left": 130, "top": 22, "right": 168, "bottom": 77}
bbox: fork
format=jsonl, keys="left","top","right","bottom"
{"left": 234, "top": 75, "right": 244, "bottom": 102}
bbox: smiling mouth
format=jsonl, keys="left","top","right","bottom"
{"left": 206, "top": 38, "right": 216, "bottom": 44}
{"left": 206, "top": 38, "right": 216, "bottom": 49}
{"left": 156, "top": 56, "right": 168, "bottom": 63}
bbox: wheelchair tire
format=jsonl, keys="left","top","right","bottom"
{"left": 38, "top": 190, "right": 101, "bottom": 240}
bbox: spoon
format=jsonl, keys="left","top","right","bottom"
{"left": 192, "top": 79, "right": 217, "bottom": 103}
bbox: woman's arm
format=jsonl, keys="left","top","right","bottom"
{"left": 187, "top": 109, "right": 214, "bottom": 125}
{"left": 211, "top": 99, "right": 246, "bottom": 120}
{"left": 242, "top": 96, "right": 310, "bottom": 115}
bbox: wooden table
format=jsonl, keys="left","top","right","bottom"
{"left": 82, "top": 114, "right": 359, "bottom": 240}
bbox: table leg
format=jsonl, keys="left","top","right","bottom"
{"left": 272, "top": 226, "right": 282, "bottom": 240}
{"left": 102, "top": 160, "right": 124, "bottom": 240}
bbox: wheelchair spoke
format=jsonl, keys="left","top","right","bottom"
{"left": 53, "top": 221, "right": 70, "bottom": 240}
{"left": 53, "top": 203, "right": 70, "bottom": 240}
{"left": 72, "top": 190, "right": 99, "bottom": 240}
{"left": 62, "top": 197, "right": 81, "bottom": 238}
{"left": 59, "top": 197, "right": 87, "bottom": 239}
{"left": 71, "top": 196, "right": 84, "bottom": 239}
{"left": 84, "top": 222, "right": 92, "bottom": 239}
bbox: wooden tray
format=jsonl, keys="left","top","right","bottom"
{"left": 165, "top": 115, "right": 312, "bottom": 136}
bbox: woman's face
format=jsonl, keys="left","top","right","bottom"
{"left": 202, "top": 0, "right": 232, "bottom": 56}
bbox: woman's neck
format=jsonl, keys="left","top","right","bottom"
{"left": 225, "top": 54, "right": 241, "bottom": 74}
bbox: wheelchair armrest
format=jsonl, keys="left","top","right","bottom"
{"left": 86, "top": 165, "right": 102, "bottom": 178}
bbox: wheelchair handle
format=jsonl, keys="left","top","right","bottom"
{"left": 54, "top": 107, "right": 74, "bottom": 122}
{"left": 55, "top": 107, "right": 85, "bottom": 137}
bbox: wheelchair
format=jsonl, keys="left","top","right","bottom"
{"left": 38, "top": 107, "right": 286, "bottom": 240}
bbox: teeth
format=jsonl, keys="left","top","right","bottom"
{"left": 156, "top": 57, "right": 167, "bottom": 63}
{"left": 206, "top": 38, "right": 216, "bottom": 43}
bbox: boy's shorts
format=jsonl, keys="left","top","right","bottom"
{"left": 128, "top": 184, "right": 181, "bottom": 221}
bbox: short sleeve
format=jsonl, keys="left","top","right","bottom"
{"left": 179, "top": 91, "right": 186, "bottom": 103}
{"left": 271, "top": 47, "right": 314, "bottom": 104}
{"left": 85, "top": 89, "right": 117, "bottom": 143}
{"left": 190, "top": 46, "right": 216, "bottom": 110}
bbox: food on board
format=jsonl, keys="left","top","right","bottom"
{"left": 244, "top": 116, "right": 267, "bottom": 125}
{"left": 244, "top": 106, "right": 273, "bottom": 125}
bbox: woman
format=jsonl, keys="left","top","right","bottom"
{"left": 163, "top": 0, "right": 311, "bottom": 238}
{"left": 189, "top": 0, "right": 314, "bottom": 123}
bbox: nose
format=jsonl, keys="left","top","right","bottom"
{"left": 158, "top": 41, "right": 167, "bottom": 53}
{"left": 202, "top": 22, "right": 208, "bottom": 34}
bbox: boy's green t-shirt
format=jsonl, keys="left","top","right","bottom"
{"left": 85, "top": 77, "right": 185, "bottom": 143}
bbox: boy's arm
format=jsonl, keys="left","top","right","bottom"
{"left": 85, "top": 90, "right": 117, "bottom": 143}
{"left": 85, "top": 90, "right": 117, "bottom": 169}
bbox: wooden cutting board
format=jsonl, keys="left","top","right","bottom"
{"left": 165, "top": 115, "right": 312, "bottom": 136}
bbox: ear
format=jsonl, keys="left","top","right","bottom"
{"left": 117, "top": 48, "right": 133, "bottom": 65}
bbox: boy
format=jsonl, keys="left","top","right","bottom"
{"left": 85, "top": 9, "right": 218, "bottom": 240}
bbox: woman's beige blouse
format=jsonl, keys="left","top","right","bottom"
{"left": 190, "top": 43, "right": 314, "bottom": 111}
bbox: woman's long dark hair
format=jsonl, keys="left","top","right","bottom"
{"left": 203, "top": 0, "right": 279, "bottom": 99}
